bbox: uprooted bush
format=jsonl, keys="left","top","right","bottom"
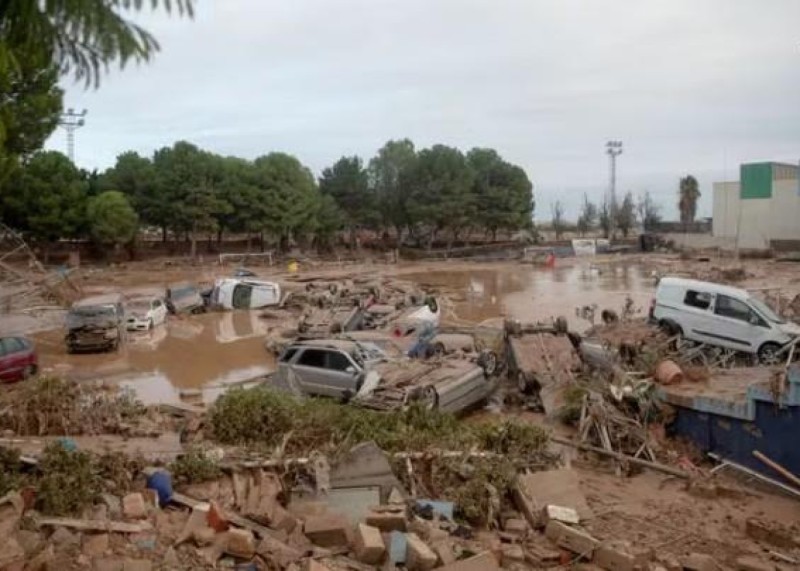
{"left": 209, "top": 386, "right": 550, "bottom": 459}
{"left": 36, "top": 442, "right": 102, "bottom": 516}
{"left": 0, "top": 446, "right": 26, "bottom": 497}
{"left": 170, "top": 448, "right": 222, "bottom": 485}
{"left": 0, "top": 376, "right": 146, "bottom": 436}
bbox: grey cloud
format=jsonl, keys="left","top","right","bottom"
{"left": 47, "top": 0, "right": 800, "bottom": 220}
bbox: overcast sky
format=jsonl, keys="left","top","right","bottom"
{"left": 46, "top": 0, "right": 800, "bottom": 221}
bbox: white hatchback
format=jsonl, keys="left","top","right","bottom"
{"left": 125, "top": 295, "right": 169, "bottom": 331}
{"left": 651, "top": 277, "right": 800, "bottom": 364}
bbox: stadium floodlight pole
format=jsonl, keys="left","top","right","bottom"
{"left": 606, "top": 140, "right": 623, "bottom": 238}
{"left": 59, "top": 108, "right": 87, "bottom": 163}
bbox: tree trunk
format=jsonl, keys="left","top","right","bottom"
{"left": 161, "top": 226, "right": 167, "bottom": 243}
{"left": 217, "top": 228, "right": 223, "bottom": 245}
{"left": 189, "top": 224, "right": 197, "bottom": 259}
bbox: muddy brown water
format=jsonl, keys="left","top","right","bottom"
{"left": 32, "top": 260, "right": 655, "bottom": 405}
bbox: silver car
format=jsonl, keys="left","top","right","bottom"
{"left": 271, "top": 339, "right": 496, "bottom": 413}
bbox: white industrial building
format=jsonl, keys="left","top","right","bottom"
{"left": 712, "top": 162, "right": 800, "bottom": 251}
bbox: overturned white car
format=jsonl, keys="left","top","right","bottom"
{"left": 210, "top": 278, "right": 281, "bottom": 310}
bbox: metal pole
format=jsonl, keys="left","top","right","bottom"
{"left": 605, "top": 141, "right": 623, "bottom": 239}
{"left": 59, "top": 108, "right": 87, "bottom": 163}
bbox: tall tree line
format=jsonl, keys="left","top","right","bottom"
{"left": 0, "top": 139, "right": 535, "bottom": 253}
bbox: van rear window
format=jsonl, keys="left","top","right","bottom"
{"left": 684, "top": 290, "right": 712, "bottom": 310}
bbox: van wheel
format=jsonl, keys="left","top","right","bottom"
{"left": 22, "top": 365, "right": 37, "bottom": 379}
{"left": 659, "top": 320, "right": 682, "bottom": 337}
{"left": 478, "top": 350, "right": 499, "bottom": 376}
{"left": 758, "top": 342, "right": 783, "bottom": 366}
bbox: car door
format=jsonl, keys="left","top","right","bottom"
{"left": 323, "top": 350, "right": 361, "bottom": 395}
{"left": 152, "top": 299, "right": 167, "bottom": 324}
{"left": 679, "top": 289, "right": 719, "bottom": 345}
{"left": 0, "top": 338, "right": 24, "bottom": 381}
{"left": 710, "top": 294, "right": 758, "bottom": 352}
{"left": 291, "top": 348, "right": 338, "bottom": 397}
{"left": 291, "top": 348, "right": 359, "bottom": 398}
{"left": 0, "top": 339, "right": 11, "bottom": 381}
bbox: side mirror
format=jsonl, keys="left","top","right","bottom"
{"left": 345, "top": 366, "right": 357, "bottom": 375}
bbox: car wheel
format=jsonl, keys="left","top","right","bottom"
{"left": 22, "top": 365, "right": 37, "bottom": 380}
{"left": 478, "top": 350, "right": 499, "bottom": 376}
{"left": 419, "top": 386, "right": 438, "bottom": 410}
{"left": 758, "top": 342, "right": 783, "bottom": 366}
{"left": 432, "top": 342, "right": 446, "bottom": 357}
{"left": 516, "top": 371, "right": 530, "bottom": 394}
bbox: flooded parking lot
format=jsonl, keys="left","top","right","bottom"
{"left": 31, "top": 260, "right": 657, "bottom": 404}
{"left": 404, "top": 260, "right": 654, "bottom": 326}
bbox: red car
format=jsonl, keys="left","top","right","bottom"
{"left": 0, "top": 336, "right": 38, "bottom": 382}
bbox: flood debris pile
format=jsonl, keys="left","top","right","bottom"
{"left": 0, "top": 376, "right": 151, "bottom": 437}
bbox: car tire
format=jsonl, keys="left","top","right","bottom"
{"left": 758, "top": 342, "right": 783, "bottom": 366}
{"left": 420, "top": 386, "right": 438, "bottom": 411}
{"left": 432, "top": 342, "right": 446, "bottom": 356}
{"left": 478, "top": 350, "right": 499, "bottom": 376}
{"left": 22, "top": 365, "right": 37, "bottom": 380}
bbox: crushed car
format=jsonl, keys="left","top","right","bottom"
{"left": 211, "top": 278, "right": 281, "bottom": 310}
{"left": 65, "top": 294, "right": 126, "bottom": 353}
{"left": 166, "top": 283, "right": 206, "bottom": 315}
{"left": 270, "top": 338, "right": 497, "bottom": 414}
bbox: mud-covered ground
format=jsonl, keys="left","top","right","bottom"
{"left": 3, "top": 253, "right": 797, "bottom": 406}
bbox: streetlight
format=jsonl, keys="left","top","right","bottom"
{"left": 606, "top": 140, "right": 623, "bottom": 238}
{"left": 59, "top": 108, "right": 88, "bottom": 163}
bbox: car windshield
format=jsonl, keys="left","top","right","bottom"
{"left": 128, "top": 300, "right": 151, "bottom": 311}
{"left": 171, "top": 286, "right": 196, "bottom": 299}
{"left": 749, "top": 297, "right": 785, "bottom": 324}
{"left": 71, "top": 306, "right": 116, "bottom": 318}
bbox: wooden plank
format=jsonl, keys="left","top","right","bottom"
{"left": 37, "top": 517, "right": 151, "bottom": 533}
{"left": 170, "top": 491, "right": 275, "bottom": 539}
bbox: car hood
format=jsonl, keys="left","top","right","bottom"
{"left": 780, "top": 321, "right": 800, "bottom": 337}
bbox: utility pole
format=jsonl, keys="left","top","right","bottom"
{"left": 59, "top": 108, "right": 87, "bottom": 163}
{"left": 606, "top": 140, "right": 623, "bottom": 238}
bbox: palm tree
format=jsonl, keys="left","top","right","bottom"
{"left": 0, "top": 0, "right": 194, "bottom": 87}
{"left": 678, "top": 175, "right": 700, "bottom": 229}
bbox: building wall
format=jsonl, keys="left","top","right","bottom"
{"left": 712, "top": 163, "right": 800, "bottom": 250}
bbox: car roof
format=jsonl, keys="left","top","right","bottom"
{"left": 292, "top": 339, "right": 360, "bottom": 352}
{"left": 73, "top": 293, "right": 124, "bottom": 307}
{"left": 658, "top": 276, "right": 749, "bottom": 299}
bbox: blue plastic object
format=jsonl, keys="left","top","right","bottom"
{"left": 146, "top": 470, "right": 173, "bottom": 507}
{"left": 57, "top": 437, "right": 77, "bottom": 452}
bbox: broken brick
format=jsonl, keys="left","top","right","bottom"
{"left": 544, "top": 520, "right": 599, "bottom": 558}
{"left": 122, "top": 493, "right": 147, "bottom": 520}
{"left": 501, "top": 544, "right": 526, "bottom": 566}
{"left": 406, "top": 532, "right": 437, "bottom": 571}
{"left": 594, "top": 540, "right": 652, "bottom": 571}
{"left": 304, "top": 515, "right": 349, "bottom": 547}
{"left": 438, "top": 551, "right": 500, "bottom": 571}
{"left": 82, "top": 533, "right": 109, "bottom": 558}
{"left": 256, "top": 535, "right": 305, "bottom": 568}
{"left": 365, "top": 510, "right": 407, "bottom": 532}
{"left": 225, "top": 528, "right": 256, "bottom": 559}
{"left": 354, "top": 523, "right": 385, "bottom": 564}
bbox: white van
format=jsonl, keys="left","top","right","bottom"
{"left": 650, "top": 277, "right": 800, "bottom": 364}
